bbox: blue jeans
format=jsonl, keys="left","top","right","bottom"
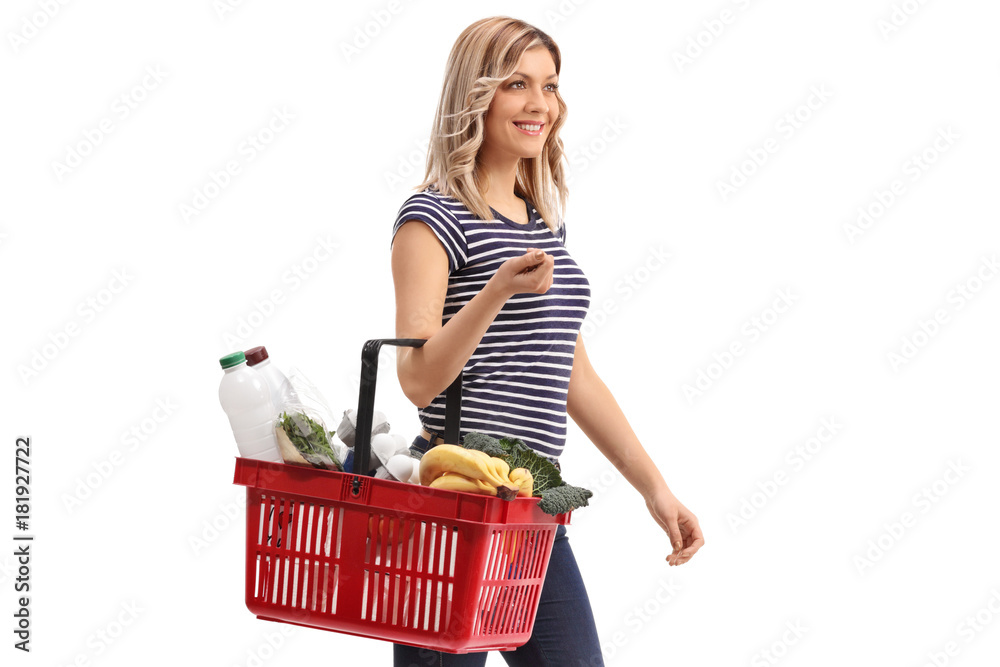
{"left": 392, "top": 435, "right": 604, "bottom": 666}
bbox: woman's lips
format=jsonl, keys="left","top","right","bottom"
{"left": 513, "top": 122, "right": 544, "bottom": 136}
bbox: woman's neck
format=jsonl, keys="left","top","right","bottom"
{"left": 477, "top": 145, "right": 519, "bottom": 204}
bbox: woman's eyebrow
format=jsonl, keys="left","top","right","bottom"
{"left": 511, "top": 71, "right": 559, "bottom": 80}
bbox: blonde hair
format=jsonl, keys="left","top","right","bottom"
{"left": 414, "top": 16, "right": 568, "bottom": 234}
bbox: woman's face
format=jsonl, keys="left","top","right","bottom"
{"left": 482, "top": 46, "right": 560, "bottom": 162}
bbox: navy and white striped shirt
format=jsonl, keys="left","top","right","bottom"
{"left": 391, "top": 188, "right": 591, "bottom": 462}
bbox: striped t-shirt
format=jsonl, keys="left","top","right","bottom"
{"left": 391, "top": 188, "right": 591, "bottom": 462}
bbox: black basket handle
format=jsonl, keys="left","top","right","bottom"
{"left": 352, "top": 338, "right": 462, "bottom": 488}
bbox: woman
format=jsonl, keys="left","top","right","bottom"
{"left": 390, "top": 16, "right": 704, "bottom": 666}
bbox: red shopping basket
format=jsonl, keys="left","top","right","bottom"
{"left": 232, "top": 339, "right": 571, "bottom": 653}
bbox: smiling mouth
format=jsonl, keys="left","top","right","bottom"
{"left": 513, "top": 121, "right": 544, "bottom": 135}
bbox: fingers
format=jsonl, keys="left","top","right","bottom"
{"left": 515, "top": 248, "right": 546, "bottom": 272}
{"left": 670, "top": 517, "right": 705, "bottom": 566}
{"left": 664, "top": 514, "right": 685, "bottom": 565}
{"left": 512, "top": 249, "right": 554, "bottom": 293}
{"left": 683, "top": 522, "right": 706, "bottom": 558}
{"left": 646, "top": 496, "right": 685, "bottom": 566}
{"left": 681, "top": 536, "right": 705, "bottom": 559}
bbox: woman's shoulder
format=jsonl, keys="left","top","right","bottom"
{"left": 393, "top": 188, "right": 471, "bottom": 272}
{"left": 397, "top": 187, "right": 468, "bottom": 222}
{"left": 400, "top": 185, "right": 464, "bottom": 207}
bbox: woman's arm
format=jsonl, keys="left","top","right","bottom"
{"left": 566, "top": 332, "right": 704, "bottom": 565}
{"left": 391, "top": 220, "right": 555, "bottom": 407}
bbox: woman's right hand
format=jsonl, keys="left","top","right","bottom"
{"left": 490, "top": 248, "right": 555, "bottom": 298}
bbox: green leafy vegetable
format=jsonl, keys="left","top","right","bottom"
{"left": 461, "top": 431, "right": 591, "bottom": 515}
{"left": 278, "top": 411, "right": 343, "bottom": 471}
{"left": 497, "top": 436, "right": 563, "bottom": 495}
{"left": 538, "top": 484, "right": 593, "bottom": 516}
{"left": 462, "top": 431, "right": 506, "bottom": 458}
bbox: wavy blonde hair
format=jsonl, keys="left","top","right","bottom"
{"left": 414, "top": 16, "right": 568, "bottom": 234}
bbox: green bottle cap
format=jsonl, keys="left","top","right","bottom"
{"left": 219, "top": 351, "right": 246, "bottom": 369}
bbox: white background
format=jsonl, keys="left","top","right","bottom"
{"left": 3, "top": 0, "right": 999, "bottom": 665}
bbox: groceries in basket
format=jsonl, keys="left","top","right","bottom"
{"left": 371, "top": 433, "right": 421, "bottom": 482}
{"left": 276, "top": 362, "right": 349, "bottom": 468}
{"left": 453, "top": 432, "right": 594, "bottom": 515}
{"left": 419, "top": 444, "right": 523, "bottom": 500}
{"left": 275, "top": 411, "right": 344, "bottom": 470}
{"left": 218, "top": 351, "right": 282, "bottom": 462}
{"left": 219, "top": 344, "right": 593, "bottom": 518}
{"left": 384, "top": 452, "right": 421, "bottom": 484}
{"left": 339, "top": 408, "right": 411, "bottom": 478}
{"left": 336, "top": 406, "right": 390, "bottom": 448}
{"left": 219, "top": 345, "right": 350, "bottom": 468}
{"left": 337, "top": 409, "right": 429, "bottom": 482}
{"left": 245, "top": 345, "right": 299, "bottom": 408}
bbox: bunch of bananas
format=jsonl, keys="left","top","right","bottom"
{"left": 420, "top": 444, "right": 533, "bottom": 501}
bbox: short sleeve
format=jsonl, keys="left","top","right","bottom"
{"left": 391, "top": 193, "right": 468, "bottom": 273}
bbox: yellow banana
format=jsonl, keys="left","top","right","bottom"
{"left": 465, "top": 448, "right": 496, "bottom": 469}
{"left": 490, "top": 455, "right": 511, "bottom": 481}
{"left": 464, "top": 447, "right": 513, "bottom": 485}
{"left": 419, "top": 444, "right": 509, "bottom": 487}
{"left": 465, "top": 448, "right": 492, "bottom": 462}
{"left": 429, "top": 472, "right": 497, "bottom": 496}
{"left": 508, "top": 468, "right": 534, "bottom": 498}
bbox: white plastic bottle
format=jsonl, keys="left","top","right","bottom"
{"left": 244, "top": 346, "right": 298, "bottom": 411}
{"left": 219, "top": 351, "right": 282, "bottom": 461}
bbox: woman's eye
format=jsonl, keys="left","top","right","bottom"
{"left": 509, "top": 80, "right": 559, "bottom": 91}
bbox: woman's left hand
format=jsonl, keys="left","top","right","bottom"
{"left": 645, "top": 490, "right": 704, "bottom": 566}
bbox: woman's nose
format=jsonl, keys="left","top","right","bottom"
{"left": 525, "top": 86, "right": 548, "bottom": 114}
